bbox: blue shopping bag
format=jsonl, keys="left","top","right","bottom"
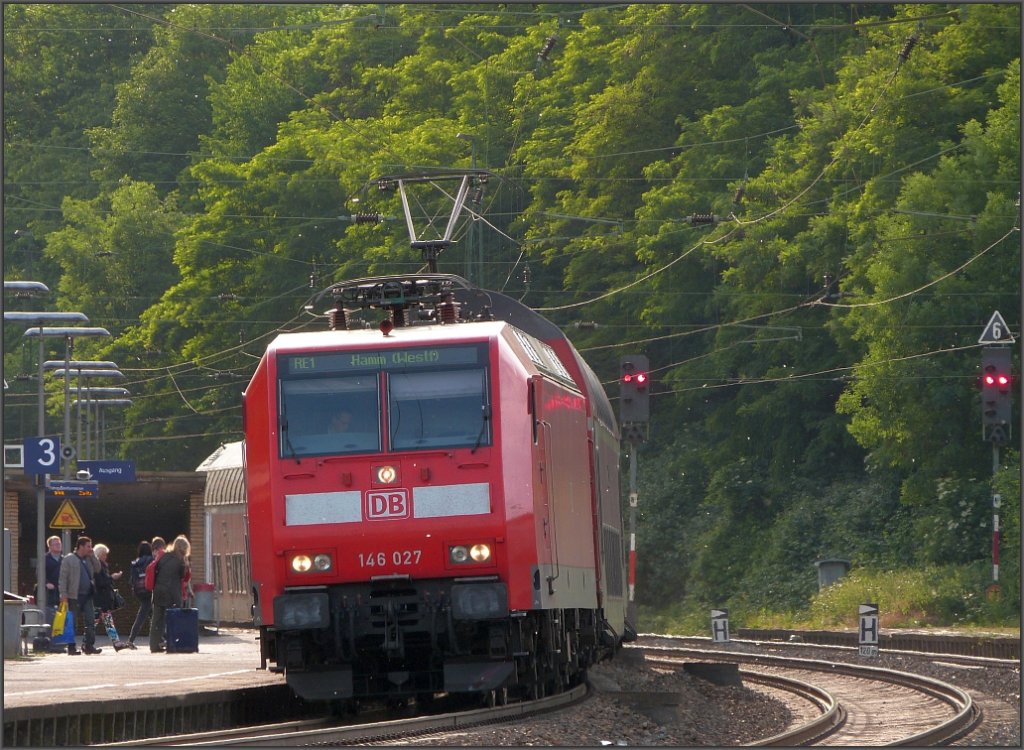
{"left": 51, "top": 606, "right": 75, "bottom": 645}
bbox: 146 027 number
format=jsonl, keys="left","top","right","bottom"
{"left": 358, "top": 550, "right": 422, "bottom": 568}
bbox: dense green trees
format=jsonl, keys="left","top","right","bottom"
{"left": 4, "top": 3, "right": 1018, "bottom": 621}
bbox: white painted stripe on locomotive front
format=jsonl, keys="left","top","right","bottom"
{"left": 285, "top": 490, "right": 361, "bottom": 525}
{"left": 413, "top": 482, "right": 490, "bottom": 518}
{"left": 284, "top": 484, "right": 490, "bottom": 525}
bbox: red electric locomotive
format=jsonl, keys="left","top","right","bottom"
{"left": 243, "top": 274, "right": 634, "bottom": 704}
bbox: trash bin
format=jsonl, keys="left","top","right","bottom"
{"left": 4, "top": 592, "right": 28, "bottom": 659}
{"left": 193, "top": 583, "right": 216, "bottom": 622}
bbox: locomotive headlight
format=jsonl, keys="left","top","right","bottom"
{"left": 449, "top": 543, "right": 492, "bottom": 564}
{"left": 470, "top": 543, "right": 491, "bottom": 562}
{"left": 290, "top": 553, "right": 332, "bottom": 573}
{"left": 375, "top": 464, "right": 397, "bottom": 484}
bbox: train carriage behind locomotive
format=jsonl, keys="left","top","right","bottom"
{"left": 243, "top": 276, "right": 632, "bottom": 702}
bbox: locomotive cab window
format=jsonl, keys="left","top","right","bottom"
{"left": 389, "top": 369, "right": 490, "bottom": 450}
{"left": 278, "top": 344, "right": 490, "bottom": 457}
{"left": 279, "top": 374, "right": 380, "bottom": 457}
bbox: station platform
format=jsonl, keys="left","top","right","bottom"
{"left": 3, "top": 627, "right": 312, "bottom": 746}
{"left": 4, "top": 627, "right": 280, "bottom": 710}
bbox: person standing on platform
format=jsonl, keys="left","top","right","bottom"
{"left": 143, "top": 537, "right": 167, "bottom": 648}
{"left": 150, "top": 535, "right": 190, "bottom": 653}
{"left": 93, "top": 543, "right": 128, "bottom": 651}
{"left": 58, "top": 536, "right": 101, "bottom": 655}
{"left": 151, "top": 536, "right": 167, "bottom": 557}
{"left": 126, "top": 540, "right": 154, "bottom": 650}
{"left": 43, "top": 535, "right": 63, "bottom": 624}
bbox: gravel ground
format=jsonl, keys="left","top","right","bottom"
{"left": 644, "top": 635, "right": 1021, "bottom": 747}
{"left": 410, "top": 637, "right": 1019, "bottom": 746}
{"left": 806, "top": 648, "right": 1021, "bottom": 747}
{"left": 414, "top": 651, "right": 791, "bottom": 746}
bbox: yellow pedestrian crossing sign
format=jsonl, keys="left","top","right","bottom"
{"left": 50, "top": 500, "right": 85, "bottom": 529}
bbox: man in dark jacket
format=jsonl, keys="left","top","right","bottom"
{"left": 58, "top": 536, "right": 101, "bottom": 655}
{"left": 43, "top": 535, "right": 63, "bottom": 624}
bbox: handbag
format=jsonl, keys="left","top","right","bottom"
{"left": 52, "top": 606, "right": 75, "bottom": 645}
{"left": 113, "top": 589, "right": 126, "bottom": 610}
{"left": 51, "top": 600, "right": 67, "bottom": 636}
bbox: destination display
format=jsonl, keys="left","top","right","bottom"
{"left": 284, "top": 344, "right": 484, "bottom": 376}
{"left": 47, "top": 479, "right": 99, "bottom": 499}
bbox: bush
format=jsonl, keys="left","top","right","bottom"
{"left": 806, "top": 564, "right": 1020, "bottom": 628}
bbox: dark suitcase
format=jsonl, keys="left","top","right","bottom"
{"left": 166, "top": 607, "right": 199, "bottom": 653}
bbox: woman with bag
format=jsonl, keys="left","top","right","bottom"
{"left": 93, "top": 543, "right": 128, "bottom": 651}
{"left": 150, "top": 535, "right": 190, "bottom": 653}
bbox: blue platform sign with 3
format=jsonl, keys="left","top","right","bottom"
{"left": 23, "top": 435, "right": 60, "bottom": 476}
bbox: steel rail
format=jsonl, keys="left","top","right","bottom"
{"left": 106, "top": 683, "right": 588, "bottom": 747}
{"left": 641, "top": 633, "right": 1020, "bottom": 670}
{"left": 641, "top": 645, "right": 979, "bottom": 746}
{"left": 737, "top": 670, "right": 845, "bottom": 747}
{"left": 642, "top": 653, "right": 846, "bottom": 745}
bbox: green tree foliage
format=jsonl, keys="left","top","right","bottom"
{"left": 3, "top": 3, "right": 161, "bottom": 282}
{"left": 3, "top": 3, "right": 1019, "bottom": 620}
{"left": 88, "top": 3, "right": 297, "bottom": 190}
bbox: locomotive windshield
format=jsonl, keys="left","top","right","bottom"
{"left": 389, "top": 369, "right": 489, "bottom": 450}
{"left": 279, "top": 374, "right": 381, "bottom": 457}
{"left": 278, "top": 343, "right": 490, "bottom": 458}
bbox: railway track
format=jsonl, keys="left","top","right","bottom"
{"left": 99, "top": 683, "right": 587, "bottom": 747}
{"left": 641, "top": 645, "right": 981, "bottom": 745}
{"left": 88, "top": 634, "right": 1016, "bottom": 746}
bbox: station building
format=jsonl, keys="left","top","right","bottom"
{"left": 3, "top": 441, "right": 251, "bottom": 632}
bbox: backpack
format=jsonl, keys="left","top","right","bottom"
{"left": 130, "top": 555, "right": 152, "bottom": 596}
{"left": 144, "top": 554, "right": 162, "bottom": 592}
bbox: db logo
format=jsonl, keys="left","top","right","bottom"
{"left": 365, "top": 490, "right": 410, "bottom": 520}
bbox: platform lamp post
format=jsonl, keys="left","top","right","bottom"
{"left": 3, "top": 280, "right": 50, "bottom": 296}
{"left": 44, "top": 362, "right": 121, "bottom": 461}
{"left": 49, "top": 368, "right": 122, "bottom": 470}
{"left": 51, "top": 369, "right": 124, "bottom": 460}
{"left": 72, "top": 387, "right": 130, "bottom": 460}
{"left": 24, "top": 326, "right": 111, "bottom": 560}
{"left": 73, "top": 398, "right": 132, "bottom": 459}
{"left": 4, "top": 310, "right": 89, "bottom": 610}
{"left": 37, "top": 341, "right": 113, "bottom": 479}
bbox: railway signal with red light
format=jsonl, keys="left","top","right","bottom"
{"left": 981, "top": 347, "right": 1013, "bottom": 444}
{"left": 983, "top": 372, "right": 1011, "bottom": 388}
{"left": 619, "top": 355, "right": 650, "bottom": 435}
{"left": 622, "top": 371, "right": 647, "bottom": 385}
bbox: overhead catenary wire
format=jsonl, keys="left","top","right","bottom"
{"left": 6, "top": 6, "right": 1012, "bottom": 437}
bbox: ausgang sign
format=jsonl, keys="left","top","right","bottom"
{"left": 77, "top": 460, "right": 136, "bottom": 483}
